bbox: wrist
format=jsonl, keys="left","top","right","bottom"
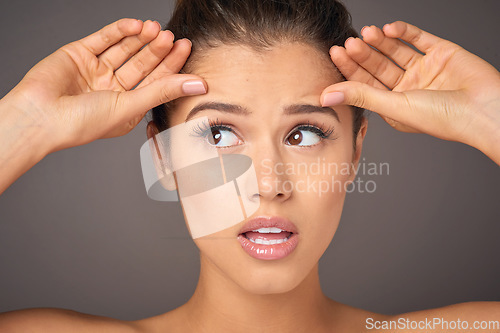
{"left": 0, "top": 94, "right": 55, "bottom": 160}
{"left": 465, "top": 94, "right": 500, "bottom": 164}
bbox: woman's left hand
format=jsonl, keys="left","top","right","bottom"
{"left": 320, "top": 21, "right": 500, "bottom": 164}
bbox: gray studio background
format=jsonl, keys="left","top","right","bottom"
{"left": 1, "top": 0, "right": 499, "bottom": 320}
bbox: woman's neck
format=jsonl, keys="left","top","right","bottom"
{"left": 180, "top": 253, "right": 335, "bottom": 333}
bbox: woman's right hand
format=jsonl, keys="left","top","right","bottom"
{"left": 2, "top": 18, "right": 207, "bottom": 153}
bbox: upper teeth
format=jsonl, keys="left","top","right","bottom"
{"left": 251, "top": 227, "right": 284, "bottom": 233}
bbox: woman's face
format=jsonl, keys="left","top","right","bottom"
{"left": 164, "top": 42, "right": 367, "bottom": 294}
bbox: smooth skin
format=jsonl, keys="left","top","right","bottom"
{"left": 0, "top": 19, "right": 499, "bottom": 332}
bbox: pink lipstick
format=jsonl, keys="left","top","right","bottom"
{"left": 237, "top": 216, "right": 299, "bottom": 260}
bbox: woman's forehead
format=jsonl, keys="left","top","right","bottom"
{"left": 171, "top": 42, "right": 348, "bottom": 125}
{"left": 190, "top": 42, "right": 342, "bottom": 93}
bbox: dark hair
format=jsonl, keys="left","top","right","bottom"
{"left": 151, "top": 0, "right": 365, "bottom": 146}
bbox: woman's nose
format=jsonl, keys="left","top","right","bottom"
{"left": 251, "top": 154, "right": 292, "bottom": 203}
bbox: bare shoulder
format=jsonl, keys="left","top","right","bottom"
{"left": 386, "top": 301, "right": 500, "bottom": 332}
{"left": 131, "top": 306, "right": 190, "bottom": 333}
{"left": 0, "top": 308, "right": 142, "bottom": 333}
{"left": 326, "top": 299, "right": 392, "bottom": 332}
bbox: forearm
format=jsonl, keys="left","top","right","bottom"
{"left": 0, "top": 96, "right": 53, "bottom": 195}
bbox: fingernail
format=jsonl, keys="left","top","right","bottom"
{"left": 164, "top": 30, "right": 174, "bottom": 42}
{"left": 182, "top": 80, "right": 206, "bottom": 95}
{"left": 321, "top": 92, "right": 344, "bottom": 107}
{"left": 345, "top": 37, "right": 354, "bottom": 46}
{"left": 155, "top": 21, "right": 162, "bottom": 30}
{"left": 360, "top": 25, "right": 369, "bottom": 35}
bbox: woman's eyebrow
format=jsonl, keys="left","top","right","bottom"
{"left": 284, "top": 104, "right": 340, "bottom": 123}
{"left": 185, "top": 102, "right": 250, "bottom": 121}
{"left": 185, "top": 102, "right": 340, "bottom": 122}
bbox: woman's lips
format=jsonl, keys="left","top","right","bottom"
{"left": 238, "top": 216, "right": 299, "bottom": 234}
{"left": 237, "top": 216, "right": 299, "bottom": 260}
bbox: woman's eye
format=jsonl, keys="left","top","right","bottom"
{"left": 208, "top": 128, "right": 240, "bottom": 147}
{"left": 286, "top": 129, "right": 322, "bottom": 146}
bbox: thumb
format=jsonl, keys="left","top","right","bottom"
{"left": 118, "top": 74, "right": 207, "bottom": 118}
{"left": 320, "top": 81, "right": 468, "bottom": 139}
{"left": 320, "top": 81, "right": 411, "bottom": 123}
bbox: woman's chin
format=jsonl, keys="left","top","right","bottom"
{"left": 239, "top": 278, "right": 301, "bottom": 295}
{"left": 195, "top": 229, "right": 325, "bottom": 296}
{"left": 231, "top": 263, "right": 311, "bottom": 295}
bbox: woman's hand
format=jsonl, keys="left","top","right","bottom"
{"left": 321, "top": 21, "right": 500, "bottom": 163}
{"left": 2, "top": 18, "right": 206, "bottom": 153}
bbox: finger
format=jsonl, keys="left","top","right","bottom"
{"left": 321, "top": 82, "right": 466, "bottom": 139}
{"left": 136, "top": 38, "right": 192, "bottom": 89}
{"left": 330, "top": 45, "right": 387, "bottom": 89}
{"left": 383, "top": 21, "right": 444, "bottom": 54}
{"left": 115, "top": 30, "right": 176, "bottom": 90}
{"left": 344, "top": 36, "right": 406, "bottom": 89}
{"left": 98, "top": 20, "right": 161, "bottom": 70}
{"left": 377, "top": 115, "right": 421, "bottom": 133}
{"left": 78, "top": 18, "right": 143, "bottom": 55}
{"left": 321, "top": 81, "right": 415, "bottom": 125}
{"left": 361, "top": 25, "right": 422, "bottom": 72}
{"left": 118, "top": 74, "right": 208, "bottom": 117}
{"left": 322, "top": 59, "right": 418, "bottom": 133}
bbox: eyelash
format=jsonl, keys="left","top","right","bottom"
{"left": 192, "top": 118, "right": 234, "bottom": 139}
{"left": 291, "top": 122, "right": 335, "bottom": 141}
{"left": 191, "top": 118, "right": 336, "bottom": 147}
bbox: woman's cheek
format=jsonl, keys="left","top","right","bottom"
{"left": 291, "top": 151, "right": 352, "bottom": 240}
{"left": 291, "top": 146, "right": 354, "bottom": 198}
